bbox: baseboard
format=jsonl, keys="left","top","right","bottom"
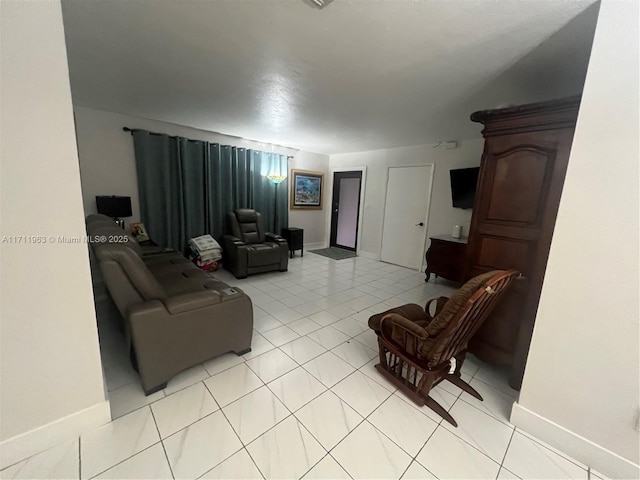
{"left": 0, "top": 400, "right": 111, "bottom": 470}
{"left": 511, "top": 402, "right": 640, "bottom": 479}
{"left": 358, "top": 250, "right": 378, "bottom": 260}
{"left": 304, "top": 242, "right": 326, "bottom": 251}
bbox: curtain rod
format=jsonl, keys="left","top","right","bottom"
{"left": 122, "top": 126, "right": 294, "bottom": 158}
{"left": 123, "top": 126, "right": 174, "bottom": 137}
{"left": 124, "top": 126, "right": 226, "bottom": 147}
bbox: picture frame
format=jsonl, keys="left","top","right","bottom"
{"left": 130, "top": 222, "right": 150, "bottom": 242}
{"left": 290, "top": 169, "right": 324, "bottom": 210}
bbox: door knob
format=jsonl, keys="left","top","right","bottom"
{"left": 415, "top": 222, "right": 424, "bottom": 227}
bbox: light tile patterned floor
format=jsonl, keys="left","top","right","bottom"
{"left": 1, "top": 254, "right": 594, "bottom": 479}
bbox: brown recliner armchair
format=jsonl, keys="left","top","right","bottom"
{"left": 368, "top": 270, "right": 519, "bottom": 427}
{"left": 222, "top": 209, "right": 289, "bottom": 279}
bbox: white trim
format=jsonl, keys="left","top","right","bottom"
{"left": 303, "top": 241, "right": 326, "bottom": 251}
{"left": 0, "top": 400, "right": 111, "bottom": 470}
{"left": 358, "top": 250, "right": 378, "bottom": 261}
{"left": 511, "top": 402, "right": 640, "bottom": 479}
{"left": 420, "top": 163, "right": 437, "bottom": 272}
{"left": 380, "top": 164, "right": 435, "bottom": 271}
{"left": 326, "top": 167, "right": 367, "bottom": 255}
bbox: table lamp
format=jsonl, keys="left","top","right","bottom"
{"left": 96, "top": 195, "right": 132, "bottom": 228}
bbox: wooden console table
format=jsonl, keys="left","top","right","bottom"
{"left": 425, "top": 235, "right": 468, "bottom": 283}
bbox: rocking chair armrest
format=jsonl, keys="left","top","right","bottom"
{"left": 425, "top": 296, "right": 449, "bottom": 321}
{"left": 380, "top": 313, "right": 428, "bottom": 341}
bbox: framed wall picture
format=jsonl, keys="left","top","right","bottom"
{"left": 290, "top": 169, "right": 324, "bottom": 210}
{"left": 130, "top": 222, "right": 150, "bottom": 242}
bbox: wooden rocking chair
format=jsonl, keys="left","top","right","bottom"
{"left": 368, "top": 270, "right": 519, "bottom": 427}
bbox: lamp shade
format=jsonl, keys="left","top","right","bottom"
{"left": 266, "top": 154, "right": 287, "bottom": 185}
{"left": 96, "top": 195, "right": 132, "bottom": 218}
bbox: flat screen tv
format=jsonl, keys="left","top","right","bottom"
{"left": 450, "top": 167, "right": 479, "bottom": 209}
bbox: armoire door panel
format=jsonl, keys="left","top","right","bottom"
{"left": 476, "top": 224, "right": 540, "bottom": 242}
{"left": 476, "top": 236, "right": 533, "bottom": 273}
{"left": 485, "top": 148, "right": 554, "bottom": 225}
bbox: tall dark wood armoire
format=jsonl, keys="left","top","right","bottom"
{"left": 466, "top": 96, "right": 581, "bottom": 390}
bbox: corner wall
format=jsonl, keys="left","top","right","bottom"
{"left": 512, "top": 1, "right": 639, "bottom": 477}
{"left": 73, "top": 106, "right": 330, "bottom": 246}
{"left": 289, "top": 152, "right": 332, "bottom": 248}
{"left": 329, "top": 140, "right": 484, "bottom": 261}
{"left": 0, "top": 1, "right": 109, "bottom": 467}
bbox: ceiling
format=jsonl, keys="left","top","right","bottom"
{"left": 61, "top": 0, "right": 599, "bottom": 155}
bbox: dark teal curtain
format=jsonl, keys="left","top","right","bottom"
{"left": 132, "top": 130, "right": 288, "bottom": 251}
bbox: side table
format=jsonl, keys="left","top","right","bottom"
{"left": 281, "top": 227, "right": 303, "bottom": 258}
{"left": 425, "top": 235, "right": 468, "bottom": 283}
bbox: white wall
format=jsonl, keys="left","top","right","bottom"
{"left": 512, "top": 1, "right": 639, "bottom": 477}
{"left": 73, "top": 106, "right": 329, "bottom": 246}
{"left": 288, "top": 151, "right": 331, "bottom": 247}
{"left": 0, "top": 0, "right": 108, "bottom": 466}
{"left": 329, "top": 140, "right": 484, "bottom": 260}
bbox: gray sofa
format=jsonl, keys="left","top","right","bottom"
{"left": 86, "top": 214, "right": 253, "bottom": 395}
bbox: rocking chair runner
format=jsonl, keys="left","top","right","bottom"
{"left": 368, "top": 270, "right": 519, "bottom": 427}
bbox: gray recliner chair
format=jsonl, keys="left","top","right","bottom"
{"left": 222, "top": 209, "right": 289, "bottom": 279}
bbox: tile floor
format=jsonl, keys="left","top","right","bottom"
{"left": 2, "top": 254, "right": 598, "bottom": 479}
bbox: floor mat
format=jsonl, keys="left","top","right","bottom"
{"left": 309, "top": 247, "right": 357, "bottom": 260}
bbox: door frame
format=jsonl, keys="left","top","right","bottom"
{"left": 325, "top": 166, "right": 367, "bottom": 255}
{"left": 379, "top": 164, "right": 435, "bottom": 271}
{"left": 329, "top": 171, "right": 363, "bottom": 251}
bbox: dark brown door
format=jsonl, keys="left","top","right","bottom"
{"left": 466, "top": 127, "right": 576, "bottom": 389}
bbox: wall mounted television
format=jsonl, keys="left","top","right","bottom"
{"left": 450, "top": 167, "right": 480, "bottom": 209}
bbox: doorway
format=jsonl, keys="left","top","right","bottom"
{"left": 330, "top": 170, "right": 363, "bottom": 251}
{"left": 380, "top": 165, "right": 434, "bottom": 270}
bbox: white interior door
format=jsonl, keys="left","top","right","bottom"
{"left": 381, "top": 165, "right": 433, "bottom": 269}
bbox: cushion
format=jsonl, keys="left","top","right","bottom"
{"left": 90, "top": 223, "right": 143, "bottom": 257}
{"left": 420, "top": 270, "right": 501, "bottom": 365}
{"left": 247, "top": 243, "right": 280, "bottom": 267}
{"left": 234, "top": 208, "right": 258, "bottom": 223}
{"left": 424, "top": 271, "right": 498, "bottom": 340}
{"left": 240, "top": 222, "right": 260, "bottom": 244}
{"left": 368, "top": 303, "right": 428, "bottom": 333}
{"left": 94, "top": 243, "right": 165, "bottom": 301}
